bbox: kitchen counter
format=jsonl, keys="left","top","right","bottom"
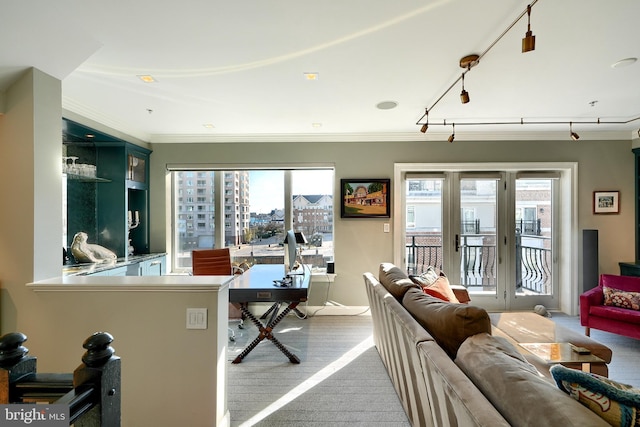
{"left": 62, "top": 253, "right": 166, "bottom": 276}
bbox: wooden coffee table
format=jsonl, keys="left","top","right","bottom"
{"left": 519, "top": 342, "right": 605, "bottom": 373}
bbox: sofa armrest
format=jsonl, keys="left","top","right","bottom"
{"left": 579, "top": 286, "right": 603, "bottom": 326}
{"left": 451, "top": 285, "right": 471, "bottom": 304}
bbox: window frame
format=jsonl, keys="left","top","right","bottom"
{"left": 168, "top": 164, "right": 335, "bottom": 274}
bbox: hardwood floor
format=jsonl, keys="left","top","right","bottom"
{"left": 227, "top": 312, "right": 640, "bottom": 426}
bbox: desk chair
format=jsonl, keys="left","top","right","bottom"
{"left": 191, "top": 248, "right": 246, "bottom": 341}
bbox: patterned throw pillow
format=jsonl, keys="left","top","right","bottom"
{"left": 551, "top": 364, "right": 640, "bottom": 427}
{"left": 410, "top": 267, "right": 460, "bottom": 303}
{"left": 603, "top": 286, "right": 640, "bottom": 311}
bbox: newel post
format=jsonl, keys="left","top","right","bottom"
{"left": 73, "top": 332, "right": 121, "bottom": 427}
{"left": 0, "top": 332, "right": 36, "bottom": 404}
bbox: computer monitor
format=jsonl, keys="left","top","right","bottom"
{"left": 284, "top": 229, "right": 304, "bottom": 275}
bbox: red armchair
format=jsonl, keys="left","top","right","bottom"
{"left": 580, "top": 274, "right": 640, "bottom": 340}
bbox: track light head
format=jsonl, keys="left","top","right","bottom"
{"left": 570, "top": 122, "right": 580, "bottom": 140}
{"left": 460, "top": 89, "right": 470, "bottom": 104}
{"left": 448, "top": 124, "right": 455, "bottom": 143}
{"left": 459, "top": 70, "right": 471, "bottom": 104}
{"left": 419, "top": 109, "right": 429, "bottom": 133}
{"left": 522, "top": 4, "right": 536, "bottom": 52}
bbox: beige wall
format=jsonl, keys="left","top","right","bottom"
{"left": 149, "top": 139, "right": 635, "bottom": 306}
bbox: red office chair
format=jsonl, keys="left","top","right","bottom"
{"left": 192, "top": 248, "right": 246, "bottom": 341}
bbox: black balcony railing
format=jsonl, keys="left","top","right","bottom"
{"left": 406, "top": 232, "right": 551, "bottom": 294}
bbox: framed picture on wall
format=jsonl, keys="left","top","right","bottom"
{"left": 593, "top": 191, "right": 619, "bottom": 214}
{"left": 340, "top": 179, "right": 390, "bottom": 218}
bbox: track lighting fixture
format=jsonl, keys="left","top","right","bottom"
{"left": 522, "top": 4, "right": 536, "bottom": 53}
{"left": 460, "top": 73, "right": 470, "bottom": 104}
{"left": 420, "top": 109, "right": 429, "bottom": 133}
{"left": 570, "top": 122, "right": 579, "bottom": 140}
{"left": 448, "top": 124, "right": 455, "bottom": 143}
{"left": 413, "top": 1, "right": 639, "bottom": 136}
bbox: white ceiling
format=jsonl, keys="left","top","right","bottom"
{"left": 2, "top": 0, "right": 640, "bottom": 143}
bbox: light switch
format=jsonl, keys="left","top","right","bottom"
{"left": 186, "top": 308, "right": 208, "bottom": 329}
{"left": 383, "top": 223, "right": 390, "bottom": 233}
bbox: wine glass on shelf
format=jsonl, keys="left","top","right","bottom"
{"left": 67, "top": 157, "right": 79, "bottom": 175}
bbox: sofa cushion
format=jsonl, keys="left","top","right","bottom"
{"left": 590, "top": 305, "right": 640, "bottom": 325}
{"left": 410, "top": 269, "right": 460, "bottom": 303}
{"left": 551, "top": 364, "right": 640, "bottom": 427}
{"left": 402, "top": 287, "right": 490, "bottom": 358}
{"left": 456, "top": 333, "right": 609, "bottom": 427}
{"left": 378, "top": 263, "right": 420, "bottom": 300}
{"left": 603, "top": 286, "right": 640, "bottom": 311}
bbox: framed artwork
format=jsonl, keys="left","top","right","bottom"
{"left": 593, "top": 191, "right": 619, "bottom": 214}
{"left": 340, "top": 179, "right": 390, "bottom": 218}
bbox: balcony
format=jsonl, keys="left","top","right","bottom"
{"left": 406, "top": 222, "right": 551, "bottom": 295}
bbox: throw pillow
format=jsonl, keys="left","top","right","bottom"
{"left": 551, "top": 364, "right": 640, "bottom": 427}
{"left": 410, "top": 269, "right": 460, "bottom": 304}
{"left": 402, "top": 287, "right": 490, "bottom": 358}
{"left": 603, "top": 286, "right": 640, "bottom": 311}
{"left": 456, "top": 334, "right": 608, "bottom": 427}
{"left": 409, "top": 266, "right": 439, "bottom": 286}
{"left": 378, "top": 263, "right": 420, "bottom": 300}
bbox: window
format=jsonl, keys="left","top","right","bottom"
{"left": 171, "top": 168, "right": 334, "bottom": 272}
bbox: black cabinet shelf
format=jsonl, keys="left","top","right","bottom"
{"left": 64, "top": 173, "right": 111, "bottom": 183}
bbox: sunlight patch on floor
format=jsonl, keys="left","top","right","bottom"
{"left": 238, "top": 335, "right": 374, "bottom": 427}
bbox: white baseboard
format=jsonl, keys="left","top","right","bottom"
{"left": 301, "top": 304, "right": 371, "bottom": 316}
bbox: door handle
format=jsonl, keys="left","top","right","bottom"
{"left": 455, "top": 234, "right": 460, "bottom": 252}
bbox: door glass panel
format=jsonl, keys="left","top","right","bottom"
{"left": 515, "top": 179, "right": 553, "bottom": 296}
{"left": 460, "top": 179, "right": 498, "bottom": 295}
{"left": 405, "top": 178, "right": 443, "bottom": 274}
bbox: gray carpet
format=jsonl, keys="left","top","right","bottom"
{"left": 227, "top": 312, "right": 640, "bottom": 426}
{"left": 227, "top": 314, "right": 411, "bottom": 427}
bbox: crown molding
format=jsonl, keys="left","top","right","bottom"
{"left": 64, "top": 100, "right": 636, "bottom": 145}
{"left": 148, "top": 130, "right": 634, "bottom": 144}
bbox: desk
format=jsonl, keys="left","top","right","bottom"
{"left": 229, "top": 264, "right": 310, "bottom": 363}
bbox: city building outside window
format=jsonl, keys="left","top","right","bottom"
{"left": 171, "top": 168, "right": 334, "bottom": 271}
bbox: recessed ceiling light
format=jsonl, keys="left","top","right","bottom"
{"left": 376, "top": 101, "right": 398, "bottom": 110}
{"left": 311, "top": 123, "right": 322, "bottom": 128}
{"left": 611, "top": 57, "right": 637, "bottom": 68}
{"left": 304, "top": 72, "right": 319, "bottom": 81}
{"left": 137, "top": 75, "right": 157, "bottom": 83}
{"left": 203, "top": 124, "right": 215, "bottom": 129}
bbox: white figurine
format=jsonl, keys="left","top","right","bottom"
{"left": 71, "top": 232, "right": 117, "bottom": 264}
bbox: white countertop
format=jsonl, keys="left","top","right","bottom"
{"left": 27, "top": 274, "right": 234, "bottom": 292}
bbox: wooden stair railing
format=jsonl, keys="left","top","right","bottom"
{"left": 0, "top": 331, "right": 121, "bottom": 426}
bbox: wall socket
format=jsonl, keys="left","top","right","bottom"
{"left": 186, "top": 308, "right": 208, "bottom": 329}
{"left": 383, "top": 223, "right": 390, "bottom": 233}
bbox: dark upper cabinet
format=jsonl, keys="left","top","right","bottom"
{"left": 64, "top": 119, "right": 151, "bottom": 259}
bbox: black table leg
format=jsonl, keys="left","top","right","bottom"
{"left": 232, "top": 302, "right": 301, "bottom": 364}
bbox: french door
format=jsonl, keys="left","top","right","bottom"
{"left": 403, "top": 170, "right": 558, "bottom": 312}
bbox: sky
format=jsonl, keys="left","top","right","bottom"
{"left": 249, "top": 170, "right": 333, "bottom": 213}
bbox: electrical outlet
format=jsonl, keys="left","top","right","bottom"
{"left": 186, "top": 308, "right": 208, "bottom": 329}
{"left": 383, "top": 223, "right": 390, "bottom": 233}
